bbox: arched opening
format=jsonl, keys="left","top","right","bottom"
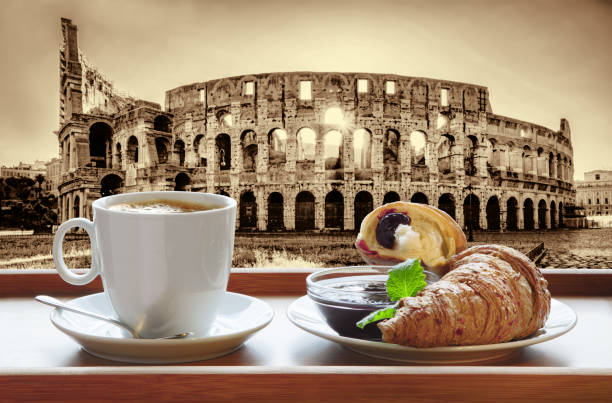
{"left": 383, "top": 191, "right": 401, "bottom": 204}
{"left": 295, "top": 191, "right": 315, "bottom": 231}
{"left": 354, "top": 191, "right": 373, "bottom": 230}
{"left": 559, "top": 202, "right": 564, "bottom": 228}
{"left": 383, "top": 129, "right": 399, "bottom": 163}
{"left": 296, "top": 128, "right": 316, "bottom": 161}
{"left": 216, "top": 133, "right": 231, "bottom": 171}
{"left": 174, "top": 173, "right": 190, "bottom": 191}
{"left": 267, "top": 192, "right": 284, "bottom": 230}
{"left": 548, "top": 152, "right": 555, "bottom": 177}
{"left": 464, "top": 135, "right": 478, "bottom": 176}
{"left": 524, "top": 198, "right": 535, "bottom": 230}
{"left": 463, "top": 194, "right": 480, "bottom": 230}
{"left": 114, "top": 143, "right": 122, "bottom": 169}
{"left": 217, "top": 190, "right": 230, "bottom": 197}
{"left": 268, "top": 129, "right": 287, "bottom": 165}
{"left": 241, "top": 130, "right": 258, "bottom": 172}
{"left": 538, "top": 199, "right": 547, "bottom": 229}
{"left": 410, "top": 131, "right": 426, "bottom": 165}
{"left": 100, "top": 174, "right": 123, "bottom": 197}
{"left": 486, "top": 196, "right": 500, "bottom": 230}
{"left": 239, "top": 191, "right": 257, "bottom": 229}
{"left": 411, "top": 192, "right": 428, "bottom": 204}
{"left": 73, "top": 195, "right": 80, "bottom": 218}
{"left": 217, "top": 111, "right": 233, "bottom": 128}
{"left": 550, "top": 200, "right": 557, "bottom": 229}
{"left": 506, "top": 197, "right": 518, "bottom": 230}
{"left": 324, "top": 130, "right": 343, "bottom": 170}
{"left": 437, "top": 134, "right": 454, "bottom": 176}
{"left": 155, "top": 137, "right": 169, "bottom": 164}
{"left": 89, "top": 122, "right": 113, "bottom": 168}
{"left": 193, "top": 134, "right": 206, "bottom": 167}
{"left": 353, "top": 129, "right": 372, "bottom": 169}
{"left": 325, "top": 190, "right": 344, "bottom": 229}
{"left": 127, "top": 136, "right": 139, "bottom": 164}
{"left": 154, "top": 115, "right": 171, "bottom": 133}
{"left": 174, "top": 140, "right": 186, "bottom": 166}
{"left": 522, "top": 145, "right": 532, "bottom": 174}
{"left": 438, "top": 193, "right": 456, "bottom": 219}
{"left": 556, "top": 153, "right": 563, "bottom": 180}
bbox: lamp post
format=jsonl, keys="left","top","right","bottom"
{"left": 466, "top": 183, "right": 474, "bottom": 242}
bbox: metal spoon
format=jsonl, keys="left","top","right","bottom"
{"left": 35, "top": 295, "right": 193, "bottom": 340}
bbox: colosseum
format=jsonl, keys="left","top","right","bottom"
{"left": 57, "top": 18, "right": 575, "bottom": 232}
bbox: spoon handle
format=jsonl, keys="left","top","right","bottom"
{"left": 35, "top": 295, "right": 139, "bottom": 338}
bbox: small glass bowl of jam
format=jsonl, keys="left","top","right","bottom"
{"left": 306, "top": 266, "right": 440, "bottom": 340}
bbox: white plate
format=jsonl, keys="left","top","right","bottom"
{"left": 50, "top": 292, "right": 274, "bottom": 364}
{"left": 287, "top": 296, "right": 577, "bottom": 364}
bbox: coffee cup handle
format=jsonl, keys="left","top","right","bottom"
{"left": 52, "top": 218, "right": 101, "bottom": 285}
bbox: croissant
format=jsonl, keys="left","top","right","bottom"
{"left": 355, "top": 202, "right": 467, "bottom": 276}
{"left": 377, "top": 244, "right": 551, "bottom": 347}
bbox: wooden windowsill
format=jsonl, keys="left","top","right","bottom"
{"left": 0, "top": 269, "right": 611, "bottom": 401}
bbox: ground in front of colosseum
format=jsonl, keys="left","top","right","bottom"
{"left": 1, "top": 228, "right": 611, "bottom": 269}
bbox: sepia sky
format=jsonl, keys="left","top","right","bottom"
{"left": 0, "top": 0, "right": 610, "bottom": 180}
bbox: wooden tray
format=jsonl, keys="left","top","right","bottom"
{"left": 1, "top": 268, "right": 611, "bottom": 402}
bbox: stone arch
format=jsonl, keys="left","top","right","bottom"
{"left": 354, "top": 191, "right": 373, "bottom": 230}
{"left": 174, "top": 172, "right": 190, "bottom": 191}
{"left": 548, "top": 152, "right": 555, "bottom": 178}
{"left": 174, "top": 139, "right": 186, "bottom": 166}
{"left": 155, "top": 137, "right": 170, "bottom": 164}
{"left": 100, "top": 174, "right": 123, "bottom": 197}
{"left": 215, "top": 133, "right": 231, "bottom": 171}
{"left": 324, "top": 130, "right": 343, "bottom": 169}
{"left": 522, "top": 145, "right": 533, "bottom": 173}
{"left": 89, "top": 122, "right": 113, "bottom": 168}
{"left": 550, "top": 200, "right": 557, "bottom": 229}
{"left": 486, "top": 196, "right": 501, "bottom": 230}
{"left": 559, "top": 202, "right": 564, "bottom": 228}
{"left": 383, "top": 191, "right": 401, "bottom": 204}
{"left": 296, "top": 127, "right": 316, "bottom": 161}
{"left": 354, "top": 128, "right": 372, "bottom": 169}
{"left": 383, "top": 129, "right": 400, "bottom": 163}
{"left": 506, "top": 197, "right": 519, "bottom": 230}
{"left": 241, "top": 130, "right": 258, "bottom": 172}
{"left": 464, "top": 135, "right": 478, "bottom": 176}
{"left": 216, "top": 110, "right": 233, "bottom": 128}
{"left": 523, "top": 198, "right": 535, "bottom": 230}
{"left": 538, "top": 199, "right": 548, "bottom": 229}
{"left": 153, "top": 115, "right": 171, "bottom": 133}
{"left": 267, "top": 192, "right": 284, "bottom": 230}
{"left": 325, "top": 189, "right": 344, "bottom": 229}
{"left": 295, "top": 191, "right": 315, "bottom": 230}
{"left": 268, "top": 128, "right": 287, "bottom": 165}
{"left": 410, "top": 131, "right": 427, "bottom": 165}
{"left": 437, "top": 134, "right": 455, "bottom": 175}
{"left": 411, "top": 192, "right": 428, "bottom": 204}
{"left": 239, "top": 191, "right": 257, "bottom": 229}
{"left": 438, "top": 193, "right": 456, "bottom": 219}
{"left": 463, "top": 194, "right": 480, "bottom": 230}
{"left": 127, "top": 136, "right": 139, "bottom": 164}
{"left": 73, "top": 195, "right": 80, "bottom": 218}
{"left": 193, "top": 134, "right": 206, "bottom": 167}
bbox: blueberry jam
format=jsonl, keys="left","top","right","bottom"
{"left": 308, "top": 275, "right": 393, "bottom": 340}
{"left": 375, "top": 212, "right": 411, "bottom": 249}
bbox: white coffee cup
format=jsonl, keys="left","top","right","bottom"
{"left": 52, "top": 191, "right": 237, "bottom": 338}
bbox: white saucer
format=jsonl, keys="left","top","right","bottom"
{"left": 287, "top": 296, "right": 577, "bottom": 364}
{"left": 50, "top": 292, "right": 274, "bottom": 364}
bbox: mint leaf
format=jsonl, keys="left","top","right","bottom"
{"left": 355, "top": 258, "right": 427, "bottom": 330}
{"left": 356, "top": 303, "right": 398, "bottom": 329}
{"left": 386, "top": 258, "right": 427, "bottom": 301}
